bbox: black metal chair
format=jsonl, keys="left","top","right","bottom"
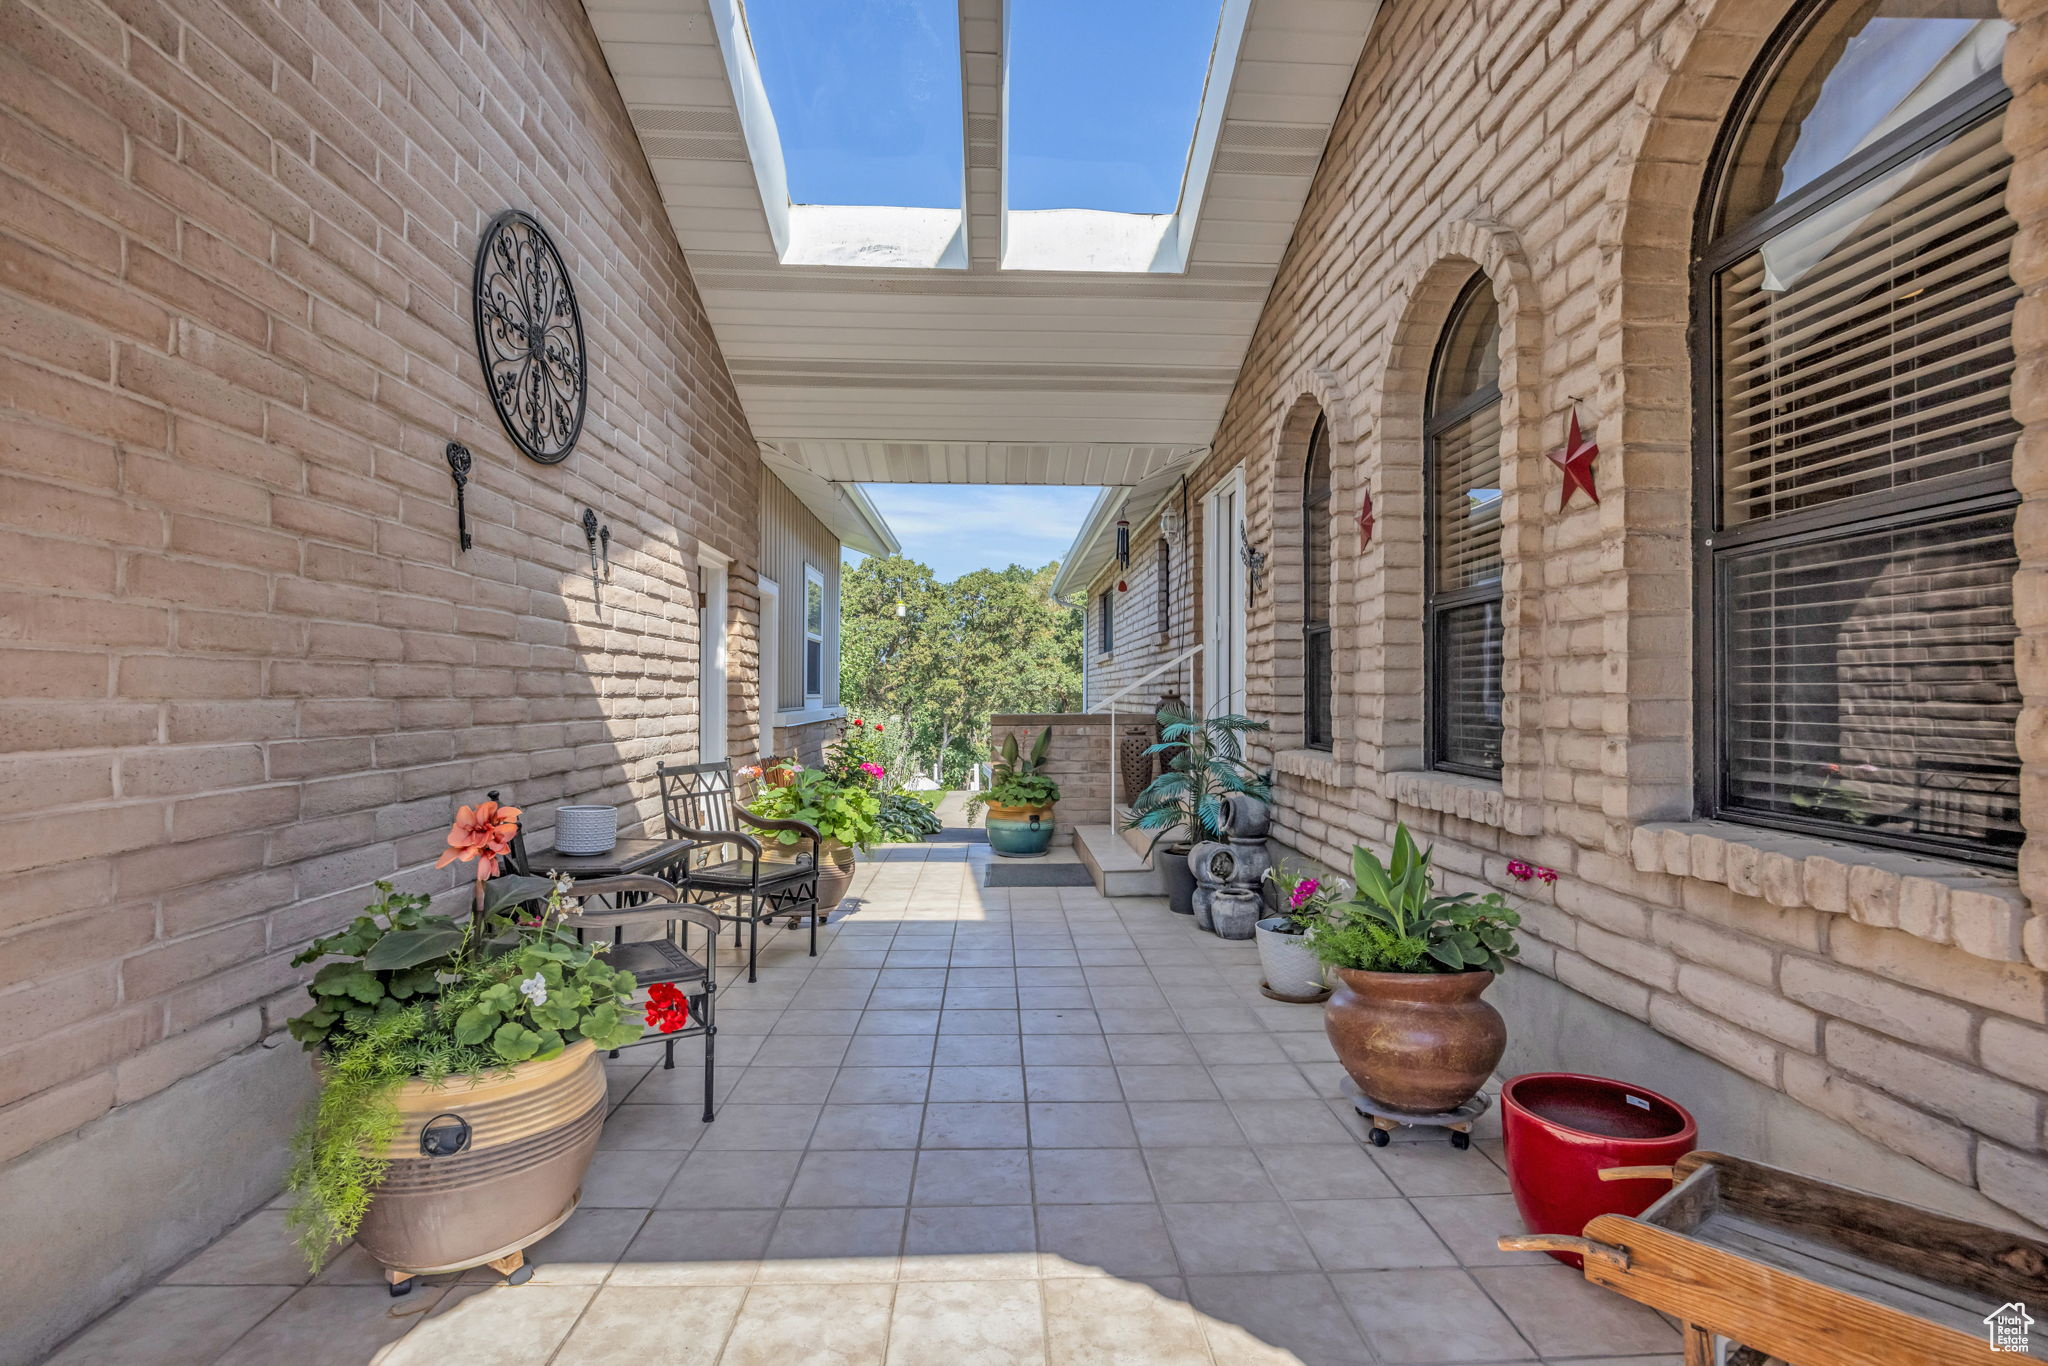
{"left": 562, "top": 873, "right": 722, "bottom": 1123}
{"left": 658, "top": 759, "right": 823, "bottom": 982}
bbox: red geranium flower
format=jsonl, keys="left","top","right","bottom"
{"left": 852, "top": 718, "right": 864, "bottom": 727}
{"left": 436, "top": 799, "right": 521, "bottom": 881}
{"left": 644, "top": 982, "right": 690, "bottom": 1033}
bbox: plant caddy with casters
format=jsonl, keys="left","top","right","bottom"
{"left": 1310, "top": 823, "right": 1541, "bottom": 1149}
{"left": 969, "top": 725, "right": 1062, "bottom": 856}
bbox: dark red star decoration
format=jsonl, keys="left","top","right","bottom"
{"left": 1356, "top": 486, "right": 1375, "bottom": 550}
{"left": 1547, "top": 409, "right": 1599, "bottom": 509}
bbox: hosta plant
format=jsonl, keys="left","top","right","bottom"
{"left": 1309, "top": 824, "right": 1525, "bottom": 975}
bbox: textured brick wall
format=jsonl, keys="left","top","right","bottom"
{"left": 1154, "top": 0, "right": 2048, "bottom": 1227}
{"left": 0, "top": 0, "right": 761, "bottom": 1165}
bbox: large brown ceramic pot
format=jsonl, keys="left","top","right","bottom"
{"left": 1324, "top": 969, "right": 1505, "bottom": 1114}
{"left": 816, "top": 838, "right": 856, "bottom": 912}
{"left": 355, "top": 1039, "right": 605, "bottom": 1278}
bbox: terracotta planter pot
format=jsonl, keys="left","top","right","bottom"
{"left": 354, "top": 1040, "right": 605, "bottom": 1278}
{"left": 1324, "top": 969, "right": 1505, "bottom": 1114}
{"left": 816, "top": 838, "right": 856, "bottom": 911}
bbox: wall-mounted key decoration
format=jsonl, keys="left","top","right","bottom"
{"left": 581, "top": 508, "right": 601, "bottom": 599}
{"left": 599, "top": 524, "right": 611, "bottom": 579}
{"left": 445, "top": 442, "right": 473, "bottom": 551}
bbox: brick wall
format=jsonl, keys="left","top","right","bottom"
{"left": 0, "top": 0, "right": 760, "bottom": 1173}
{"left": 987, "top": 714, "right": 1149, "bottom": 831}
{"left": 1151, "top": 0, "right": 2048, "bottom": 1227}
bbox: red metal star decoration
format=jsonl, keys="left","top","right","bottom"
{"left": 1356, "top": 486, "right": 1375, "bottom": 550}
{"left": 1547, "top": 409, "right": 1600, "bottom": 509}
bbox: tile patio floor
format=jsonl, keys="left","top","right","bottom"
{"left": 47, "top": 823, "right": 1682, "bottom": 1366}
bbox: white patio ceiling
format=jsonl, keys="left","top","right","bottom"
{"left": 582, "top": 0, "right": 1382, "bottom": 491}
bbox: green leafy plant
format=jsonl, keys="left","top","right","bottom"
{"left": 748, "top": 766, "right": 884, "bottom": 850}
{"left": 879, "top": 789, "right": 943, "bottom": 842}
{"left": 966, "top": 725, "right": 1063, "bottom": 822}
{"left": 282, "top": 876, "right": 645, "bottom": 1269}
{"left": 1264, "top": 868, "right": 1349, "bottom": 936}
{"left": 1122, "top": 706, "right": 1271, "bottom": 852}
{"left": 1308, "top": 824, "right": 1522, "bottom": 974}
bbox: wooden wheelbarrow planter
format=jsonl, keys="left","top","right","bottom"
{"left": 1498, "top": 1151, "right": 2048, "bottom": 1364}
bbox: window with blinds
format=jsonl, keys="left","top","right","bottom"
{"left": 1426, "top": 278, "right": 1504, "bottom": 775}
{"left": 1701, "top": 1, "right": 2020, "bottom": 864}
{"left": 1099, "top": 588, "right": 1114, "bottom": 656}
{"left": 1304, "top": 415, "right": 1334, "bottom": 750}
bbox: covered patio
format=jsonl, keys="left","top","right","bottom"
{"left": 45, "top": 811, "right": 1678, "bottom": 1366}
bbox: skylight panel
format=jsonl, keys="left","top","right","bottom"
{"left": 716, "top": 0, "right": 967, "bottom": 268}
{"left": 1002, "top": 0, "right": 1245, "bottom": 273}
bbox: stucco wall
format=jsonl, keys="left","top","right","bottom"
{"left": 1133, "top": 0, "right": 2048, "bottom": 1230}
{"left": 0, "top": 0, "right": 763, "bottom": 1350}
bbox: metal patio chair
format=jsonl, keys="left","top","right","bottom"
{"left": 657, "top": 759, "right": 823, "bottom": 982}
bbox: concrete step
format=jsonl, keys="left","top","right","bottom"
{"left": 1075, "top": 823, "right": 1163, "bottom": 898}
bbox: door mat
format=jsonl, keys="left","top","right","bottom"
{"left": 985, "top": 864, "right": 1095, "bottom": 888}
{"left": 938, "top": 828, "right": 989, "bottom": 844}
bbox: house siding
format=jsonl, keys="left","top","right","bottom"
{"left": 758, "top": 471, "right": 841, "bottom": 714}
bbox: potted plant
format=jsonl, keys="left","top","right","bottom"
{"left": 966, "top": 724, "right": 1062, "bottom": 857}
{"left": 283, "top": 800, "right": 668, "bottom": 1293}
{"left": 1310, "top": 824, "right": 1526, "bottom": 1118}
{"left": 1260, "top": 868, "right": 1346, "bottom": 1002}
{"left": 1123, "top": 706, "right": 1271, "bottom": 915}
{"left": 744, "top": 721, "right": 886, "bottom": 910}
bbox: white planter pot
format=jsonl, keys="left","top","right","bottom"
{"left": 555, "top": 805, "right": 618, "bottom": 855}
{"left": 1255, "top": 918, "right": 1327, "bottom": 1000}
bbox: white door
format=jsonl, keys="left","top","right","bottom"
{"left": 698, "top": 555, "right": 729, "bottom": 764}
{"left": 757, "top": 577, "right": 779, "bottom": 759}
{"left": 1202, "top": 467, "right": 1247, "bottom": 718}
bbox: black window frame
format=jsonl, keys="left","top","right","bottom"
{"left": 1303, "top": 413, "right": 1335, "bottom": 751}
{"left": 1691, "top": 1, "right": 2021, "bottom": 867}
{"left": 1098, "top": 587, "right": 1114, "bottom": 656}
{"left": 1424, "top": 274, "right": 1506, "bottom": 778}
{"left": 1155, "top": 535, "right": 1171, "bottom": 638}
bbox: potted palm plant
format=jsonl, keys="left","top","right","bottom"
{"left": 1122, "top": 706, "right": 1271, "bottom": 915}
{"left": 284, "top": 800, "right": 666, "bottom": 1294}
{"left": 1310, "top": 824, "right": 1525, "bottom": 1119}
{"left": 967, "top": 724, "right": 1062, "bottom": 857}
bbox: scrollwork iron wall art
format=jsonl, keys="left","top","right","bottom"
{"left": 599, "top": 525, "right": 611, "bottom": 578}
{"left": 581, "top": 508, "right": 602, "bottom": 600}
{"left": 472, "top": 210, "right": 587, "bottom": 465}
{"left": 444, "top": 442, "right": 473, "bottom": 551}
{"left": 1239, "top": 520, "right": 1266, "bottom": 596}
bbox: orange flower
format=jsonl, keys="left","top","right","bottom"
{"left": 436, "top": 799, "right": 521, "bottom": 881}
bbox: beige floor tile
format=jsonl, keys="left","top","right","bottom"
{"left": 810, "top": 1101, "right": 927, "bottom": 1149}
{"left": 720, "top": 1282, "right": 894, "bottom": 1366}
{"left": 613, "top": 1207, "right": 776, "bottom": 1285}
{"left": 1106, "top": 1034, "right": 1202, "bottom": 1066}
{"left": 887, "top": 1279, "right": 1047, "bottom": 1366}
{"left": 901, "top": 1205, "right": 1038, "bottom": 1280}
{"left": 41, "top": 1285, "right": 295, "bottom": 1366}
{"left": 758, "top": 1206, "right": 905, "bottom": 1282}
{"left": 1128, "top": 1101, "right": 1245, "bottom": 1148}
{"left": 497, "top": 1206, "right": 645, "bottom": 1284}
{"left": 728, "top": 1065, "right": 842, "bottom": 1102}
{"left": 1022, "top": 1035, "right": 1113, "bottom": 1066}
{"left": 1473, "top": 1265, "right": 1683, "bottom": 1357}
{"left": 1186, "top": 1272, "right": 1373, "bottom": 1366}
{"left": 1036, "top": 1203, "right": 1179, "bottom": 1278}
{"left": 160, "top": 1209, "right": 312, "bottom": 1286}
{"left": 380, "top": 1283, "right": 593, "bottom": 1365}
{"left": 1206, "top": 1063, "right": 1319, "bottom": 1100}
{"left": 1025, "top": 1065, "right": 1124, "bottom": 1101}
{"left": 845, "top": 1034, "right": 939, "bottom": 1066}
{"left": 1331, "top": 1268, "right": 1534, "bottom": 1363}
{"left": 1029, "top": 1101, "right": 1139, "bottom": 1147}
{"left": 1368, "top": 1142, "right": 1514, "bottom": 1197}
{"left": 922, "top": 1101, "right": 1029, "bottom": 1147}
{"left": 692, "top": 1103, "right": 823, "bottom": 1151}
{"left": 1161, "top": 1201, "right": 1320, "bottom": 1275}
{"left": 1412, "top": 1193, "right": 1549, "bottom": 1267}
{"left": 599, "top": 1102, "right": 710, "bottom": 1150}
{"left": 1115, "top": 1065, "right": 1222, "bottom": 1101}
{"left": 212, "top": 1285, "right": 448, "bottom": 1366}
{"left": 1290, "top": 1197, "right": 1459, "bottom": 1271}
{"left": 912, "top": 1146, "right": 1033, "bottom": 1204}
{"left": 1259, "top": 1144, "right": 1398, "bottom": 1200}
{"left": 1041, "top": 1276, "right": 1214, "bottom": 1366}
{"left": 581, "top": 1148, "right": 689, "bottom": 1207}
{"left": 1142, "top": 1146, "right": 1282, "bottom": 1203}
{"left": 830, "top": 1066, "right": 933, "bottom": 1102}
{"left": 929, "top": 1065, "right": 1026, "bottom": 1101}
{"left": 552, "top": 1285, "right": 746, "bottom": 1365}
{"left": 659, "top": 1148, "right": 803, "bottom": 1209}
{"left": 786, "top": 1149, "right": 917, "bottom": 1206}
{"left": 1031, "top": 1146, "right": 1155, "bottom": 1202}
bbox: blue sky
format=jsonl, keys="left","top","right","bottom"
{"left": 854, "top": 484, "right": 1101, "bottom": 579}
{"left": 743, "top": 0, "right": 1223, "bottom": 213}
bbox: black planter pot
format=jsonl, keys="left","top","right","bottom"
{"left": 1158, "top": 841, "right": 1197, "bottom": 915}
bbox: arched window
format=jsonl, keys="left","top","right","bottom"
{"left": 1425, "top": 276, "right": 1504, "bottom": 775}
{"left": 1698, "top": 0, "right": 2019, "bottom": 863}
{"left": 1303, "top": 414, "right": 1334, "bottom": 750}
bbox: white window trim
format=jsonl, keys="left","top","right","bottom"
{"left": 802, "top": 563, "right": 825, "bottom": 703}
{"left": 757, "top": 576, "right": 779, "bottom": 760}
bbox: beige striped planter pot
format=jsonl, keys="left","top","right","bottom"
{"left": 354, "top": 1039, "right": 606, "bottom": 1285}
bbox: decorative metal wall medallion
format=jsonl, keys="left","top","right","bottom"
{"left": 472, "top": 210, "right": 587, "bottom": 464}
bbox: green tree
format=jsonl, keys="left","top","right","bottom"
{"left": 840, "top": 556, "right": 1081, "bottom": 785}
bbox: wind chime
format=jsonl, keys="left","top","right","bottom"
{"left": 1115, "top": 517, "right": 1131, "bottom": 592}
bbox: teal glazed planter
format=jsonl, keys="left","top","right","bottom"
{"left": 986, "top": 801, "right": 1056, "bottom": 857}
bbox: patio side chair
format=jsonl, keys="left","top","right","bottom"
{"left": 657, "top": 759, "right": 823, "bottom": 982}
{"left": 558, "top": 873, "right": 721, "bottom": 1123}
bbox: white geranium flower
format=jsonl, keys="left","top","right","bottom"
{"left": 518, "top": 972, "right": 548, "bottom": 1007}
{"left": 433, "top": 970, "right": 461, "bottom": 985}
